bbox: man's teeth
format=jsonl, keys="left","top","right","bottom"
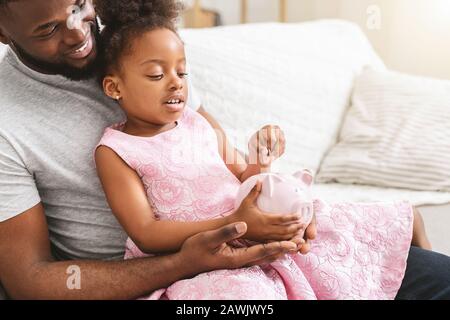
{"left": 75, "top": 41, "right": 88, "bottom": 53}
{"left": 166, "top": 99, "right": 182, "bottom": 104}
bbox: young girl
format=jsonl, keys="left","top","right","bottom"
{"left": 94, "top": 0, "right": 431, "bottom": 300}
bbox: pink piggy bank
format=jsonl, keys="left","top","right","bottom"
{"left": 234, "top": 170, "right": 315, "bottom": 227}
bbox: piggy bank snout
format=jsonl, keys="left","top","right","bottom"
{"left": 292, "top": 201, "right": 314, "bottom": 225}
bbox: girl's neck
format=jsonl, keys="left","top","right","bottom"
{"left": 122, "top": 118, "right": 178, "bottom": 138}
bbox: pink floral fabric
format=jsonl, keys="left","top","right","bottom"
{"left": 97, "top": 108, "right": 414, "bottom": 300}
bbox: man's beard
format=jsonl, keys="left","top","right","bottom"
{"left": 12, "top": 23, "right": 101, "bottom": 81}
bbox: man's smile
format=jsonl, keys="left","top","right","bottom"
{"left": 65, "top": 30, "right": 95, "bottom": 60}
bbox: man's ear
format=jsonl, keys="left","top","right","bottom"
{"left": 103, "top": 76, "right": 122, "bottom": 101}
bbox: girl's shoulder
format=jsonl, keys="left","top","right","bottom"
{"left": 97, "top": 122, "right": 129, "bottom": 150}
{"left": 95, "top": 122, "right": 143, "bottom": 167}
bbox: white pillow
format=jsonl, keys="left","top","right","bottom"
{"left": 316, "top": 68, "right": 450, "bottom": 192}
{"left": 180, "top": 21, "right": 385, "bottom": 174}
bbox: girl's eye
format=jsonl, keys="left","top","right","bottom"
{"left": 148, "top": 74, "right": 164, "bottom": 81}
{"left": 178, "top": 73, "right": 188, "bottom": 79}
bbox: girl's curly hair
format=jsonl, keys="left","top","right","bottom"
{"left": 95, "top": 0, "right": 183, "bottom": 76}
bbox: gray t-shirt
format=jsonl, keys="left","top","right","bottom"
{"left": 0, "top": 48, "right": 201, "bottom": 262}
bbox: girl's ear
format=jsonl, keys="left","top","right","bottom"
{"left": 103, "top": 76, "right": 121, "bottom": 101}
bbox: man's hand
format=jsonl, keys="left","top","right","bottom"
{"left": 228, "top": 181, "right": 303, "bottom": 242}
{"left": 178, "top": 222, "right": 298, "bottom": 275}
{"left": 248, "top": 125, "right": 286, "bottom": 169}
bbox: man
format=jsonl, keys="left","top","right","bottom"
{"left": 0, "top": 0, "right": 448, "bottom": 300}
{"left": 0, "top": 0, "right": 311, "bottom": 299}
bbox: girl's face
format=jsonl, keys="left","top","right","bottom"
{"left": 104, "top": 28, "right": 188, "bottom": 131}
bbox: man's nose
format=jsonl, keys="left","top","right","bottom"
{"left": 62, "top": 25, "right": 88, "bottom": 47}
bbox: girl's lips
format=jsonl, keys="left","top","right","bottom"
{"left": 66, "top": 35, "right": 94, "bottom": 60}
{"left": 164, "top": 101, "right": 185, "bottom": 112}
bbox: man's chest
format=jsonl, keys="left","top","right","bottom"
{"left": 7, "top": 97, "right": 125, "bottom": 190}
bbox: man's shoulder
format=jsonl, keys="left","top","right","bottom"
{"left": 0, "top": 67, "right": 21, "bottom": 123}
{"left": 0, "top": 70, "right": 30, "bottom": 128}
{"left": 0, "top": 61, "right": 49, "bottom": 136}
{"left": 0, "top": 59, "right": 32, "bottom": 105}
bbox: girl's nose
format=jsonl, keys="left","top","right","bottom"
{"left": 169, "top": 75, "right": 184, "bottom": 91}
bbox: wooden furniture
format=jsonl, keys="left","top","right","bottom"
{"left": 241, "top": 0, "right": 248, "bottom": 24}
{"left": 279, "top": 0, "right": 287, "bottom": 23}
{"left": 183, "top": 0, "right": 288, "bottom": 28}
{"left": 241, "top": 0, "right": 287, "bottom": 24}
{"left": 183, "top": 0, "right": 218, "bottom": 28}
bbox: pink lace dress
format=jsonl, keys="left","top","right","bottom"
{"left": 97, "top": 108, "right": 413, "bottom": 300}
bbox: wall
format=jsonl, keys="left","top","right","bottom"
{"left": 377, "top": 0, "right": 450, "bottom": 80}
{"left": 329, "top": 0, "right": 450, "bottom": 80}
{"left": 182, "top": 0, "right": 450, "bottom": 80}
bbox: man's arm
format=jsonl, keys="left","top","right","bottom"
{"left": 0, "top": 203, "right": 297, "bottom": 300}
{"left": 0, "top": 203, "right": 189, "bottom": 299}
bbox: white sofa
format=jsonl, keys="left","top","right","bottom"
{"left": 179, "top": 20, "right": 450, "bottom": 256}
{"left": 0, "top": 20, "right": 448, "bottom": 257}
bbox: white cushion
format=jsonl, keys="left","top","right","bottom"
{"left": 180, "top": 20, "right": 385, "bottom": 174}
{"left": 316, "top": 67, "right": 450, "bottom": 192}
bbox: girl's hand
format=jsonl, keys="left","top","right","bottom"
{"left": 248, "top": 125, "right": 286, "bottom": 169}
{"left": 290, "top": 212, "right": 317, "bottom": 255}
{"left": 227, "top": 181, "right": 303, "bottom": 242}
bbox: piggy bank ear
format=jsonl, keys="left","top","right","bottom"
{"left": 294, "top": 169, "right": 314, "bottom": 186}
